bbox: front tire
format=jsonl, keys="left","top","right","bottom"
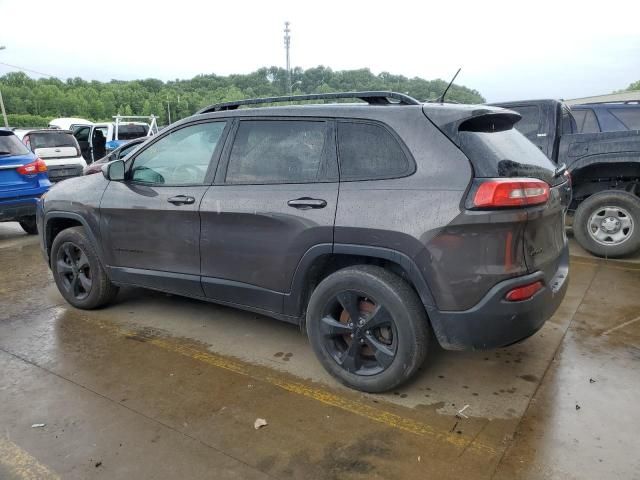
{"left": 51, "top": 226, "right": 119, "bottom": 309}
{"left": 19, "top": 216, "right": 38, "bottom": 235}
{"left": 573, "top": 190, "right": 640, "bottom": 258}
{"left": 306, "top": 265, "right": 429, "bottom": 393}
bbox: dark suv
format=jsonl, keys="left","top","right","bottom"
{"left": 37, "top": 92, "right": 571, "bottom": 392}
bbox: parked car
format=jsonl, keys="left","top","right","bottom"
{"left": 37, "top": 92, "right": 570, "bottom": 392}
{"left": 493, "top": 99, "right": 640, "bottom": 257}
{"left": 14, "top": 129, "right": 87, "bottom": 182}
{"left": 83, "top": 137, "right": 147, "bottom": 175}
{"left": 0, "top": 129, "right": 50, "bottom": 234}
{"left": 50, "top": 115, "right": 158, "bottom": 163}
{"left": 571, "top": 103, "right": 640, "bottom": 133}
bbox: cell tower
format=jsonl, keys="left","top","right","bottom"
{"left": 284, "top": 21, "right": 291, "bottom": 94}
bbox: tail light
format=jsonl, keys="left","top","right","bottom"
{"left": 505, "top": 281, "right": 543, "bottom": 301}
{"left": 16, "top": 158, "right": 47, "bottom": 176}
{"left": 471, "top": 178, "right": 550, "bottom": 208}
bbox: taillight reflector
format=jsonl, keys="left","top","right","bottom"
{"left": 473, "top": 178, "right": 550, "bottom": 208}
{"left": 505, "top": 281, "right": 543, "bottom": 302}
{"left": 16, "top": 158, "right": 47, "bottom": 175}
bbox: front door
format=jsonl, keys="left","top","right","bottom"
{"left": 200, "top": 119, "right": 339, "bottom": 315}
{"left": 100, "top": 120, "right": 229, "bottom": 297}
{"left": 73, "top": 125, "right": 92, "bottom": 162}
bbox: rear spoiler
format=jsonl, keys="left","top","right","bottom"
{"left": 422, "top": 104, "right": 521, "bottom": 146}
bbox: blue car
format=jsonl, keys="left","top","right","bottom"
{"left": 0, "top": 129, "right": 51, "bottom": 234}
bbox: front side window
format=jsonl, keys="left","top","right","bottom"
{"left": 226, "top": 120, "right": 328, "bottom": 184}
{"left": 337, "top": 121, "right": 410, "bottom": 181}
{"left": 118, "top": 142, "right": 141, "bottom": 159}
{"left": 131, "top": 122, "right": 226, "bottom": 185}
{"left": 74, "top": 126, "right": 90, "bottom": 142}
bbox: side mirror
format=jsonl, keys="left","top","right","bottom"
{"left": 102, "top": 159, "right": 125, "bottom": 181}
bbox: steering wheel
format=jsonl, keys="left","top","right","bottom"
{"left": 169, "top": 164, "right": 202, "bottom": 183}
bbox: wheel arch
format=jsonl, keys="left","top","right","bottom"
{"left": 570, "top": 157, "right": 640, "bottom": 208}
{"left": 44, "top": 212, "right": 102, "bottom": 264}
{"left": 285, "top": 243, "right": 436, "bottom": 323}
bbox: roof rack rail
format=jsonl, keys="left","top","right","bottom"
{"left": 197, "top": 91, "right": 421, "bottom": 114}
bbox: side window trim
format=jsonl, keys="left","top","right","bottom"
{"left": 336, "top": 118, "right": 416, "bottom": 182}
{"left": 216, "top": 117, "right": 338, "bottom": 186}
{"left": 127, "top": 119, "right": 231, "bottom": 187}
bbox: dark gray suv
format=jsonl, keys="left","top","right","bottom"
{"left": 37, "top": 92, "right": 571, "bottom": 392}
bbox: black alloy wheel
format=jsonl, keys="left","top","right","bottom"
{"left": 319, "top": 290, "right": 398, "bottom": 376}
{"left": 55, "top": 241, "right": 93, "bottom": 300}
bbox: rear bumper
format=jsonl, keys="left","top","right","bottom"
{"left": 427, "top": 245, "right": 569, "bottom": 350}
{"left": 0, "top": 196, "right": 41, "bottom": 222}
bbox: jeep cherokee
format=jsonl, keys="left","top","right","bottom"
{"left": 37, "top": 92, "right": 571, "bottom": 392}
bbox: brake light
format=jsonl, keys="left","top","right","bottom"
{"left": 505, "top": 281, "right": 543, "bottom": 301}
{"left": 473, "top": 178, "right": 550, "bottom": 208}
{"left": 16, "top": 158, "right": 47, "bottom": 175}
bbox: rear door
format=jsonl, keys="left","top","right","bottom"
{"left": 199, "top": 118, "right": 339, "bottom": 314}
{"left": 99, "top": 120, "right": 229, "bottom": 297}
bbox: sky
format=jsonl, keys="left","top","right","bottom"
{"left": 0, "top": 0, "right": 639, "bottom": 102}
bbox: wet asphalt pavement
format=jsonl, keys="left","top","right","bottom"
{"left": 0, "top": 222, "right": 639, "bottom": 479}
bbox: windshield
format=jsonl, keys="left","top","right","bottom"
{"left": 117, "top": 125, "right": 149, "bottom": 140}
{"left": 30, "top": 132, "right": 77, "bottom": 149}
{"left": 0, "top": 131, "right": 30, "bottom": 156}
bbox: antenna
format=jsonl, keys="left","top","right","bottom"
{"left": 437, "top": 67, "right": 461, "bottom": 104}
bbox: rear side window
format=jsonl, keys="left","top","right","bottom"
{"left": 572, "top": 109, "right": 600, "bottom": 133}
{"left": 0, "top": 132, "right": 30, "bottom": 156}
{"left": 118, "top": 124, "right": 149, "bottom": 140}
{"left": 337, "top": 121, "right": 410, "bottom": 181}
{"left": 226, "top": 120, "right": 329, "bottom": 184}
{"left": 511, "top": 106, "right": 540, "bottom": 137}
{"left": 30, "top": 132, "right": 77, "bottom": 149}
{"left": 609, "top": 108, "right": 640, "bottom": 130}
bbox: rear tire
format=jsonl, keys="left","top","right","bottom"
{"left": 306, "top": 265, "right": 429, "bottom": 393}
{"left": 19, "top": 216, "right": 38, "bottom": 235}
{"left": 51, "top": 226, "right": 119, "bottom": 309}
{"left": 574, "top": 190, "right": 640, "bottom": 258}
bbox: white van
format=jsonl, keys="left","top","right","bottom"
{"left": 49, "top": 115, "right": 158, "bottom": 163}
{"left": 14, "top": 129, "right": 87, "bottom": 182}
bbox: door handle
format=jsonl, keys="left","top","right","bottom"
{"left": 287, "top": 197, "right": 327, "bottom": 210}
{"left": 167, "top": 195, "right": 196, "bottom": 205}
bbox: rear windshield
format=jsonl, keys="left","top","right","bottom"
{"left": 117, "top": 125, "right": 149, "bottom": 140}
{"left": 0, "top": 131, "right": 30, "bottom": 156}
{"left": 30, "top": 132, "right": 77, "bottom": 149}
{"left": 458, "top": 128, "right": 560, "bottom": 185}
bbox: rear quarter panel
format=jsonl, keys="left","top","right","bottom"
{"left": 334, "top": 109, "right": 478, "bottom": 309}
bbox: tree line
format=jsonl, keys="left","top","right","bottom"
{"left": 0, "top": 66, "right": 485, "bottom": 127}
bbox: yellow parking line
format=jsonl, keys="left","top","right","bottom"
{"left": 0, "top": 437, "right": 60, "bottom": 480}
{"left": 88, "top": 317, "right": 497, "bottom": 456}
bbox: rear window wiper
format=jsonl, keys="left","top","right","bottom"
{"left": 0, "top": 151, "right": 14, "bottom": 155}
